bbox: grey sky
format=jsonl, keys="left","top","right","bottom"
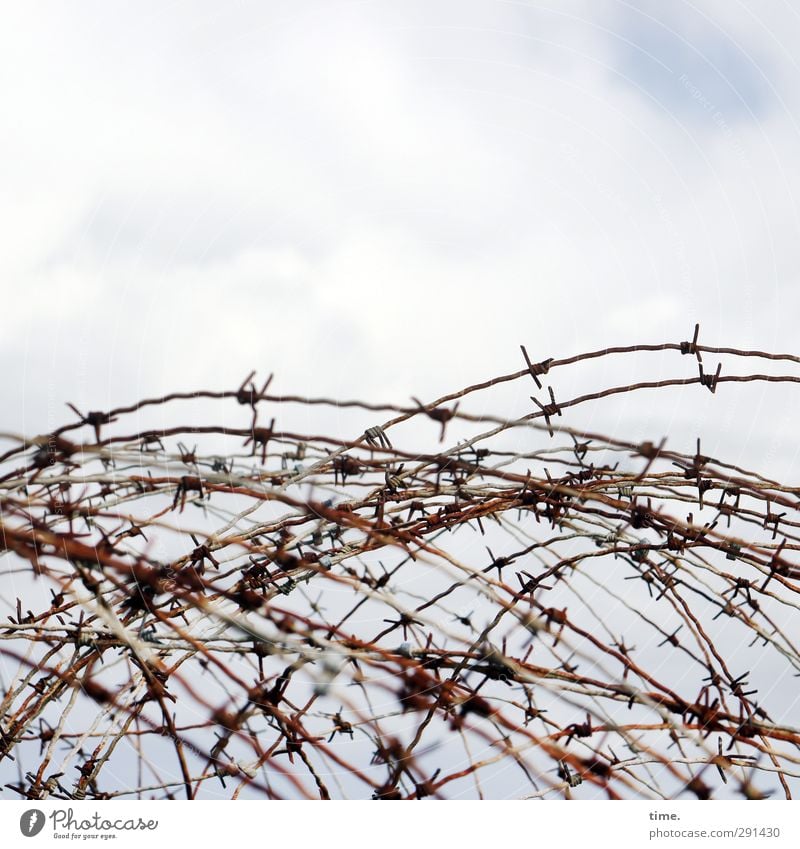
{"left": 2, "top": 1, "right": 799, "bottom": 474}
{"left": 3, "top": 2, "right": 800, "bottom": 801}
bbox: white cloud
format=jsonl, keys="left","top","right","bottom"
{"left": 2, "top": 0, "right": 799, "bottom": 482}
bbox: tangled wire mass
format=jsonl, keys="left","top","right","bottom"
{"left": 2, "top": 327, "right": 800, "bottom": 800}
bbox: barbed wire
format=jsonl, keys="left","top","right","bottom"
{"left": 1, "top": 325, "right": 799, "bottom": 800}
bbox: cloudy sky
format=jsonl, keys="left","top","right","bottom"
{"left": 2, "top": 1, "right": 799, "bottom": 472}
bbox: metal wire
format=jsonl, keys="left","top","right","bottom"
{"left": 1, "top": 326, "right": 799, "bottom": 800}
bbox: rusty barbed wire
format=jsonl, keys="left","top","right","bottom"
{"left": 1, "top": 326, "right": 799, "bottom": 800}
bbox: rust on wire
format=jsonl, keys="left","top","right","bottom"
{"left": 1, "top": 329, "right": 800, "bottom": 800}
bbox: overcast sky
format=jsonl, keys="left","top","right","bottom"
{"left": 4, "top": 3, "right": 800, "bottom": 801}
{"left": 2, "top": 1, "right": 799, "bottom": 473}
